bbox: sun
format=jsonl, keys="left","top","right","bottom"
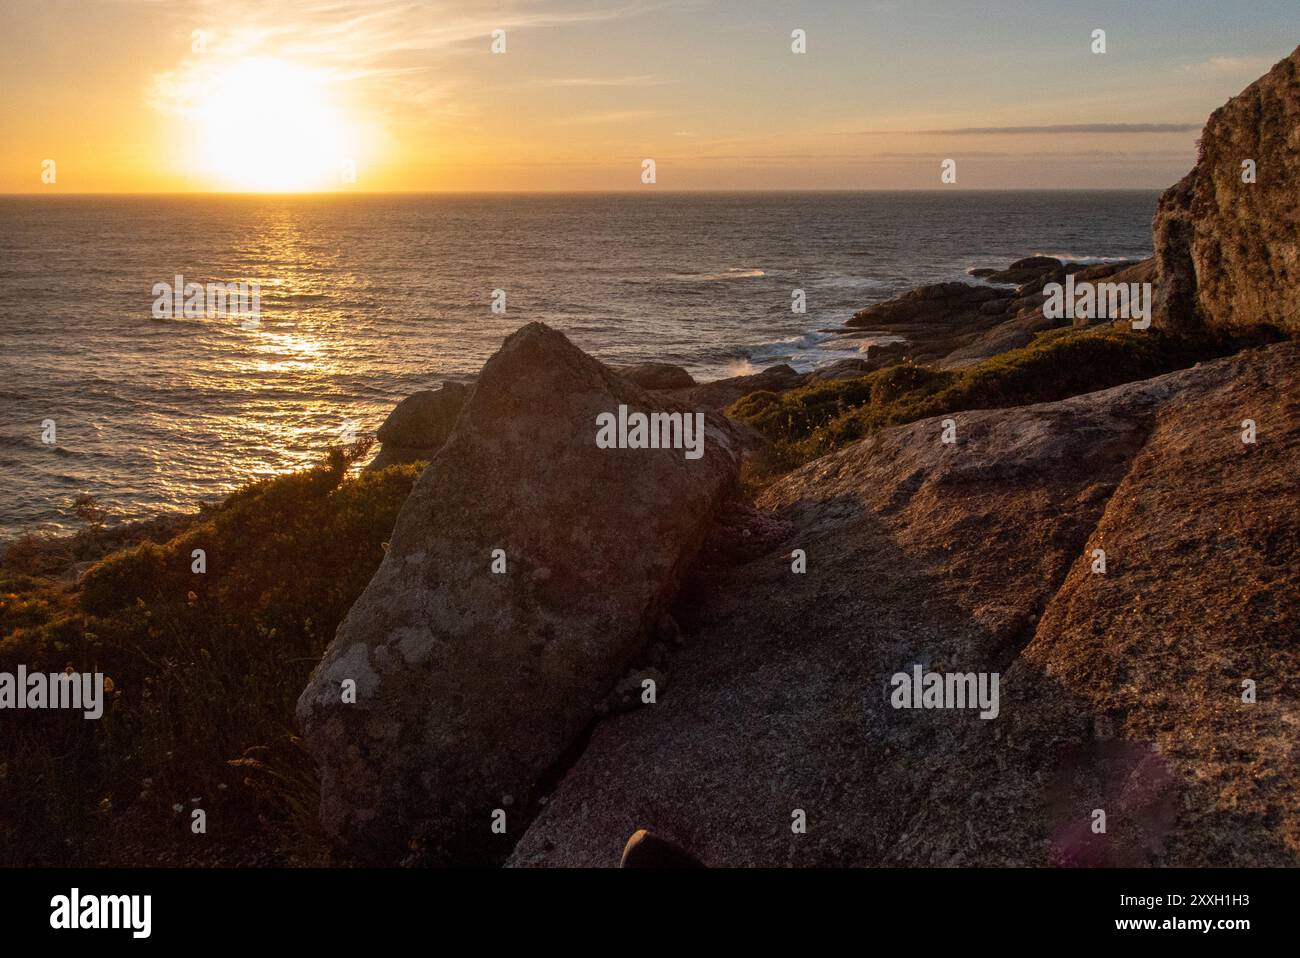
{"left": 193, "top": 58, "right": 353, "bottom": 192}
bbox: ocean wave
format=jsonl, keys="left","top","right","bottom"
{"left": 815, "top": 275, "right": 891, "bottom": 290}
{"left": 669, "top": 268, "right": 766, "bottom": 282}
{"left": 1033, "top": 252, "right": 1143, "bottom": 264}
{"left": 741, "top": 330, "right": 838, "bottom": 367}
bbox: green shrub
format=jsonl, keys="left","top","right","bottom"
{"left": 0, "top": 449, "right": 424, "bottom": 866}
{"left": 730, "top": 323, "right": 1277, "bottom": 469}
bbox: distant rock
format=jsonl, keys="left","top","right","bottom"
{"left": 616, "top": 362, "right": 696, "bottom": 390}
{"left": 1067, "top": 259, "right": 1158, "bottom": 328}
{"left": 866, "top": 340, "right": 909, "bottom": 364}
{"left": 803, "top": 358, "right": 874, "bottom": 384}
{"left": 844, "top": 256, "right": 1163, "bottom": 369}
{"left": 1068, "top": 259, "right": 1146, "bottom": 283}
{"left": 967, "top": 267, "right": 998, "bottom": 278}
{"left": 509, "top": 342, "right": 1300, "bottom": 867}
{"left": 938, "top": 310, "right": 1053, "bottom": 367}
{"left": 847, "top": 282, "right": 1005, "bottom": 329}
{"left": 1010, "top": 269, "right": 1066, "bottom": 299}
{"left": 298, "top": 323, "right": 747, "bottom": 863}
{"left": 1153, "top": 45, "right": 1300, "bottom": 334}
{"left": 368, "top": 382, "right": 469, "bottom": 470}
{"left": 1011, "top": 255, "right": 1064, "bottom": 270}
{"left": 984, "top": 256, "right": 1063, "bottom": 285}
{"left": 843, "top": 282, "right": 1017, "bottom": 364}
{"left": 803, "top": 345, "right": 909, "bottom": 384}
{"left": 667, "top": 364, "right": 806, "bottom": 408}
{"left": 938, "top": 258, "right": 1159, "bottom": 367}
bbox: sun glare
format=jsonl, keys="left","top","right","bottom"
{"left": 193, "top": 58, "right": 353, "bottom": 192}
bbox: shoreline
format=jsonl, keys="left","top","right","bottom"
{"left": 1, "top": 247, "right": 1150, "bottom": 545}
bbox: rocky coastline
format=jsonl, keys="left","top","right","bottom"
{"left": 2, "top": 46, "right": 1295, "bottom": 869}
{"left": 311, "top": 46, "right": 1300, "bottom": 866}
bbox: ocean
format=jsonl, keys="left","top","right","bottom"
{"left": 0, "top": 190, "right": 1159, "bottom": 536}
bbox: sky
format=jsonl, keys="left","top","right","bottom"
{"left": 1, "top": 0, "right": 1297, "bottom": 192}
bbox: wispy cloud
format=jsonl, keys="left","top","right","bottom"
{"left": 1182, "top": 55, "right": 1278, "bottom": 76}
{"left": 853, "top": 124, "right": 1200, "bottom": 135}
{"left": 667, "top": 149, "right": 1194, "bottom": 164}
{"left": 533, "top": 74, "right": 668, "bottom": 87}
{"left": 145, "top": 0, "right": 674, "bottom": 115}
{"left": 553, "top": 109, "right": 661, "bottom": 125}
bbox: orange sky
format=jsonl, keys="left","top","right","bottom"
{"left": 1, "top": 0, "right": 1296, "bottom": 192}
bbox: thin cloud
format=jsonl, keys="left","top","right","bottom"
{"left": 1182, "top": 55, "right": 1278, "bottom": 76}
{"left": 553, "top": 109, "right": 661, "bottom": 125}
{"left": 145, "top": 0, "right": 676, "bottom": 114}
{"left": 854, "top": 124, "right": 1200, "bottom": 135}
{"left": 534, "top": 75, "right": 668, "bottom": 87}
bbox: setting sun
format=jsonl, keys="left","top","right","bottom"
{"left": 190, "top": 57, "right": 353, "bottom": 192}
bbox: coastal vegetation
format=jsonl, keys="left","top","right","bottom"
{"left": 0, "top": 444, "right": 420, "bottom": 865}
{"left": 728, "top": 322, "right": 1279, "bottom": 471}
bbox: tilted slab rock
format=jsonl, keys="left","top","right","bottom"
{"left": 298, "top": 322, "right": 745, "bottom": 862}
{"left": 1002, "top": 342, "right": 1300, "bottom": 865}
{"left": 509, "top": 343, "right": 1299, "bottom": 867}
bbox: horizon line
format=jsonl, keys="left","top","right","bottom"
{"left": 0, "top": 187, "right": 1168, "bottom": 197}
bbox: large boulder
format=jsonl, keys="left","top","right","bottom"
{"left": 297, "top": 323, "right": 746, "bottom": 863}
{"left": 1153, "top": 45, "right": 1300, "bottom": 334}
{"left": 509, "top": 342, "right": 1300, "bottom": 867}
{"left": 368, "top": 382, "right": 470, "bottom": 470}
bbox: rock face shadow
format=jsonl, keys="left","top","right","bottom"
{"left": 508, "top": 347, "right": 1300, "bottom": 867}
